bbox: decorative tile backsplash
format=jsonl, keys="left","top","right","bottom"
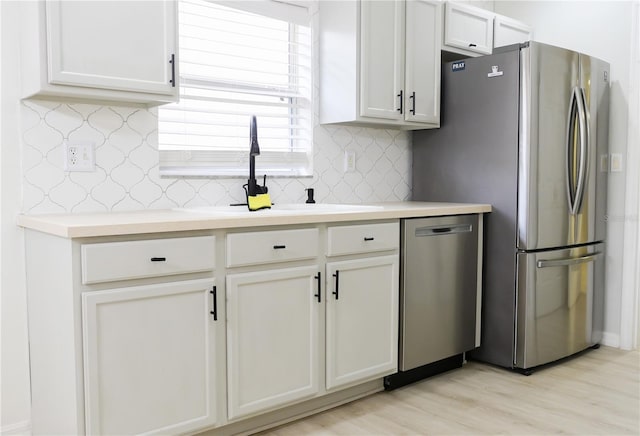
{"left": 21, "top": 100, "right": 411, "bottom": 214}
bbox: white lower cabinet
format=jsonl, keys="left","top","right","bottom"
{"left": 226, "top": 266, "right": 321, "bottom": 420}
{"left": 325, "top": 256, "right": 399, "bottom": 390}
{"left": 23, "top": 222, "right": 401, "bottom": 435}
{"left": 81, "top": 279, "right": 219, "bottom": 435}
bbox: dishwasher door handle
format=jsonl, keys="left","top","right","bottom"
{"left": 415, "top": 224, "right": 473, "bottom": 237}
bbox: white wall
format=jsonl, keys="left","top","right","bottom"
{"left": 1, "top": 2, "right": 32, "bottom": 434}
{"left": 494, "top": 0, "right": 640, "bottom": 348}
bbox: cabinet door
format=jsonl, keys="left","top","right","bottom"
{"left": 405, "top": 0, "right": 441, "bottom": 124}
{"left": 82, "top": 279, "right": 218, "bottom": 435}
{"left": 494, "top": 16, "right": 532, "bottom": 49}
{"left": 444, "top": 2, "right": 494, "bottom": 55}
{"left": 46, "top": 0, "right": 176, "bottom": 95}
{"left": 360, "top": 0, "right": 405, "bottom": 120}
{"left": 226, "top": 266, "right": 321, "bottom": 420}
{"left": 326, "top": 255, "right": 399, "bottom": 390}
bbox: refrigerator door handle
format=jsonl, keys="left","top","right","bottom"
{"left": 536, "top": 251, "right": 602, "bottom": 268}
{"left": 565, "top": 86, "right": 588, "bottom": 215}
{"left": 574, "top": 87, "right": 590, "bottom": 215}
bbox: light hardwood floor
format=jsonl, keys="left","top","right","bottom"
{"left": 261, "top": 347, "right": 640, "bottom": 435}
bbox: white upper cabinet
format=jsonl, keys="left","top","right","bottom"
{"left": 405, "top": 0, "right": 442, "bottom": 125}
{"left": 443, "top": 2, "right": 494, "bottom": 55}
{"left": 494, "top": 15, "right": 533, "bottom": 49}
{"left": 320, "top": 0, "right": 441, "bottom": 130}
{"left": 20, "top": 0, "right": 178, "bottom": 105}
{"left": 359, "top": 1, "right": 405, "bottom": 120}
{"left": 442, "top": 2, "right": 532, "bottom": 57}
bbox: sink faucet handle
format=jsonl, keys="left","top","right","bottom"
{"left": 305, "top": 188, "right": 315, "bottom": 204}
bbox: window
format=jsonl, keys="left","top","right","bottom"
{"left": 158, "top": 0, "right": 313, "bottom": 177}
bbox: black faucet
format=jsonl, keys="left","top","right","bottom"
{"left": 247, "top": 115, "right": 261, "bottom": 196}
{"left": 245, "top": 115, "right": 270, "bottom": 210}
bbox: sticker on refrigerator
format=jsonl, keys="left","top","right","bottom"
{"left": 487, "top": 66, "right": 504, "bottom": 78}
{"left": 452, "top": 61, "right": 465, "bottom": 72}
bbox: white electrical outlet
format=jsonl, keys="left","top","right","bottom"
{"left": 344, "top": 150, "right": 356, "bottom": 172}
{"left": 64, "top": 141, "right": 95, "bottom": 172}
{"left": 610, "top": 153, "right": 623, "bottom": 173}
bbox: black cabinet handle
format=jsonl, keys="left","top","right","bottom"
{"left": 169, "top": 53, "right": 176, "bottom": 87}
{"left": 150, "top": 257, "right": 166, "bottom": 262}
{"left": 332, "top": 270, "right": 339, "bottom": 300}
{"left": 397, "top": 90, "right": 403, "bottom": 114}
{"left": 210, "top": 286, "right": 217, "bottom": 321}
{"left": 273, "top": 244, "right": 286, "bottom": 249}
{"left": 314, "top": 272, "right": 321, "bottom": 303}
{"left": 469, "top": 43, "right": 477, "bottom": 47}
{"left": 364, "top": 237, "right": 375, "bottom": 241}
{"left": 410, "top": 91, "right": 416, "bottom": 115}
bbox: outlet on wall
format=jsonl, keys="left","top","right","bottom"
{"left": 64, "top": 141, "right": 95, "bottom": 172}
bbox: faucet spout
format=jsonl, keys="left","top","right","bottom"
{"left": 248, "top": 115, "right": 260, "bottom": 196}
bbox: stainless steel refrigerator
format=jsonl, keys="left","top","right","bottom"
{"left": 412, "top": 42, "right": 609, "bottom": 372}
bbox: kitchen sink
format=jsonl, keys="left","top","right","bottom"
{"left": 175, "top": 203, "right": 384, "bottom": 215}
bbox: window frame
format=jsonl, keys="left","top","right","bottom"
{"left": 158, "top": 0, "right": 314, "bottom": 178}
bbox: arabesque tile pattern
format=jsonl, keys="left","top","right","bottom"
{"left": 21, "top": 100, "right": 411, "bottom": 214}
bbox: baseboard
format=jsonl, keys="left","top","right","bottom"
{"left": 1, "top": 420, "right": 31, "bottom": 435}
{"left": 601, "top": 332, "right": 620, "bottom": 348}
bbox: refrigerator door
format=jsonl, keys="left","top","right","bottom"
{"left": 579, "top": 54, "right": 610, "bottom": 244}
{"left": 517, "top": 42, "right": 608, "bottom": 250}
{"left": 515, "top": 243, "right": 605, "bottom": 369}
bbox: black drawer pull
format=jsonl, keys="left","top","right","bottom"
{"left": 273, "top": 245, "right": 286, "bottom": 249}
{"left": 314, "top": 272, "right": 322, "bottom": 303}
{"left": 150, "top": 257, "right": 166, "bottom": 262}
{"left": 332, "top": 270, "right": 339, "bottom": 300}
{"left": 364, "top": 237, "right": 375, "bottom": 241}
{"left": 210, "top": 286, "right": 217, "bottom": 321}
{"left": 469, "top": 43, "right": 477, "bottom": 47}
{"left": 169, "top": 53, "right": 176, "bottom": 87}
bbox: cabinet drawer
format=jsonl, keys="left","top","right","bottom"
{"left": 327, "top": 222, "right": 399, "bottom": 256}
{"left": 81, "top": 236, "right": 215, "bottom": 284}
{"left": 226, "top": 228, "right": 319, "bottom": 267}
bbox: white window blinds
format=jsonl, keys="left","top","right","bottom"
{"left": 158, "top": 0, "right": 313, "bottom": 177}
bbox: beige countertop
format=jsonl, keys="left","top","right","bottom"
{"left": 16, "top": 201, "right": 492, "bottom": 238}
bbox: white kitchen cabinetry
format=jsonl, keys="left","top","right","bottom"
{"left": 493, "top": 15, "right": 533, "bottom": 49}
{"left": 442, "top": 2, "right": 532, "bottom": 57}
{"left": 82, "top": 279, "right": 219, "bottom": 435}
{"left": 359, "top": 0, "right": 404, "bottom": 121}
{"left": 20, "top": 0, "right": 178, "bottom": 105}
{"left": 320, "top": 0, "right": 441, "bottom": 130}
{"left": 225, "top": 228, "right": 321, "bottom": 420}
{"left": 23, "top": 232, "right": 220, "bottom": 435}
{"left": 325, "top": 223, "right": 400, "bottom": 391}
{"left": 22, "top": 219, "right": 406, "bottom": 434}
{"left": 443, "top": 2, "right": 494, "bottom": 55}
{"left": 226, "top": 266, "right": 321, "bottom": 420}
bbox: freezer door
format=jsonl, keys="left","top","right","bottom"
{"left": 515, "top": 243, "right": 605, "bottom": 369}
{"left": 517, "top": 42, "right": 608, "bottom": 250}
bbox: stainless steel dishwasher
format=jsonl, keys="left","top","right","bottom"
{"left": 386, "top": 214, "right": 480, "bottom": 389}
